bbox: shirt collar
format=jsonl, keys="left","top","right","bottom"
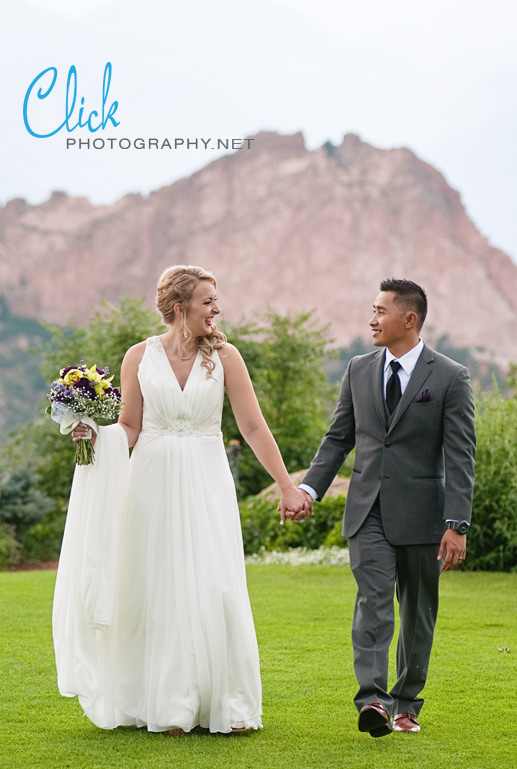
{"left": 384, "top": 339, "right": 424, "bottom": 376}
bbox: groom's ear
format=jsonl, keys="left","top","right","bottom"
{"left": 405, "top": 311, "right": 418, "bottom": 329}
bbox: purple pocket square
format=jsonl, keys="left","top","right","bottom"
{"left": 415, "top": 389, "right": 431, "bottom": 403}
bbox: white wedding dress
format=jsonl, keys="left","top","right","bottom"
{"left": 53, "top": 336, "right": 262, "bottom": 733}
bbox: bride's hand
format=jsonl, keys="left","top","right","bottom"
{"left": 72, "top": 422, "right": 97, "bottom": 447}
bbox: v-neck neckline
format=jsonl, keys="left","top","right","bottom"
{"left": 157, "top": 337, "right": 199, "bottom": 393}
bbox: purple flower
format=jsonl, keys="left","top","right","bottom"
{"left": 74, "top": 378, "right": 96, "bottom": 399}
{"left": 105, "top": 386, "right": 121, "bottom": 401}
{"left": 61, "top": 365, "right": 78, "bottom": 376}
{"left": 54, "top": 386, "right": 74, "bottom": 403}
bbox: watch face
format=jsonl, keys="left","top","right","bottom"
{"left": 458, "top": 523, "right": 469, "bottom": 535}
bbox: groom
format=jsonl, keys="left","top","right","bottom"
{"left": 294, "top": 279, "right": 476, "bottom": 736}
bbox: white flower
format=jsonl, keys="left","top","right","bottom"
{"left": 245, "top": 545, "right": 350, "bottom": 567}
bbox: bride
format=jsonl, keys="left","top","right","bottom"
{"left": 53, "top": 264, "right": 310, "bottom": 734}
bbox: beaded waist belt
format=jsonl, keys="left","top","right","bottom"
{"left": 140, "top": 421, "right": 222, "bottom": 438}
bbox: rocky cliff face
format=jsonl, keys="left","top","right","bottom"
{"left": 1, "top": 131, "right": 516, "bottom": 364}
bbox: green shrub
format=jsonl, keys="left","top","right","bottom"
{"left": 23, "top": 510, "right": 67, "bottom": 561}
{"left": 0, "top": 468, "right": 55, "bottom": 534}
{"left": 239, "top": 493, "right": 347, "bottom": 554}
{"left": 0, "top": 467, "right": 59, "bottom": 568}
{"left": 324, "top": 519, "right": 347, "bottom": 548}
{"left": 0, "top": 522, "right": 22, "bottom": 569}
{"left": 469, "top": 389, "right": 517, "bottom": 571}
{"left": 222, "top": 311, "right": 338, "bottom": 498}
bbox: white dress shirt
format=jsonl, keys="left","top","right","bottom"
{"left": 383, "top": 339, "right": 424, "bottom": 397}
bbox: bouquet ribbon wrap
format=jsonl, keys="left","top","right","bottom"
{"left": 50, "top": 402, "right": 98, "bottom": 439}
{"left": 59, "top": 415, "right": 98, "bottom": 439}
{"left": 53, "top": 423, "right": 129, "bottom": 634}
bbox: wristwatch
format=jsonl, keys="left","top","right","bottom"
{"left": 446, "top": 520, "right": 470, "bottom": 535}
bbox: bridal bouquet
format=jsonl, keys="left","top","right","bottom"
{"left": 47, "top": 361, "right": 122, "bottom": 465}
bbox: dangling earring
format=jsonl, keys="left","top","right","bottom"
{"left": 180, "top": 312, "right": 188, "bottom": 339}
{"left": 179, "top": 319, "right": 193, "bottom": 360}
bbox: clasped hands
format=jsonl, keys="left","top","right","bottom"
{"left": 278, "top": 487, "right": 314, "bottom": 524}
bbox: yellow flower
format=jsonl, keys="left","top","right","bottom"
{"left": 87, "top": 365, "right": 114, "bottom": 386}
{"left": 62, "top": 369, "right": 83, "bottom": 385}
{"left": 94, "top": 381, "right": 110, "bottom": 396}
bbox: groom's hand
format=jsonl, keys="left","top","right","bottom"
{"left": 437, "top": 529, "right": 467, "bottom": 571}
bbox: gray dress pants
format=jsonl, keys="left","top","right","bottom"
{"left": 348, "top": 498, "right": 441, "bottom": 716}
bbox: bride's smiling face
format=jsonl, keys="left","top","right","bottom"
{"left": 183, "top": 280, "right": 220, "bottom": 336}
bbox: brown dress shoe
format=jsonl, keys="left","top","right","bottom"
{"left": 358, "top": 701, "right": 392, "bottom": 738}
{"left": 392, "top": 713, "right": 421, "bottom": 733}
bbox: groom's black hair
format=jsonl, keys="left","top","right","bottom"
{"left": 380, "top": 278, "right": 428, "bottom": 330}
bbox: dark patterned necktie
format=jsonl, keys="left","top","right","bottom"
{"left": 386, "top": 361, "right": 402, "bottom": 414}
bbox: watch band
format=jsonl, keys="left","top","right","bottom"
{"left": 446, "top": 520, "right": 470, "bottom": 535}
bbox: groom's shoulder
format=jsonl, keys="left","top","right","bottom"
{"left": 424, "top": 344, "right": 468, "bottom": 373}
{"left": 345, "top": 349, "right": 382, "bottom": 375}
{"left": 350, "top": 349, "right": 382, "bottom": 366}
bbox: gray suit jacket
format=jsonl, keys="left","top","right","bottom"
{"left": 302, "top": 344, "right": 476, "bottom": 545}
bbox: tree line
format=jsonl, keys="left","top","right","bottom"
{"left": 0, "top": 298, "right": 516, "bottom": 571}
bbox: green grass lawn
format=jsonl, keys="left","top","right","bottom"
{"left": 1, "top": 566, "right": 515, "bottom": 769}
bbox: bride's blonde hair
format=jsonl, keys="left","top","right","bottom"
{"left": 156, "top": 265, "right": 227, "bottom": 378}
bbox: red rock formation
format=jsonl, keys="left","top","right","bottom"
{"left": 1, "top": 132, "right": 516, "bottom": 363}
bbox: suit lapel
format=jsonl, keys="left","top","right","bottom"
{"left": 369, "top": 349, "right": 387, "bottom": 426}
{"left": 387, "top": 344, "right": 434, "bottom": 433}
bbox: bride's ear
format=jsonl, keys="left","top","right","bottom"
{"left": 173, "top": 303, "right": 184, "bottom": 319}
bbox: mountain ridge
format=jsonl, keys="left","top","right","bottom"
{"left": 1, "top": 130, "right": 516, "bottom": 365}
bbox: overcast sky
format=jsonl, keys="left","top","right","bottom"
{"left": 2, "top": 0, "right": 516, "bottom": 261}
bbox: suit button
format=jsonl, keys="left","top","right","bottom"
{"left": 384, "top": 441, "right": 391, "bottom": 447}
